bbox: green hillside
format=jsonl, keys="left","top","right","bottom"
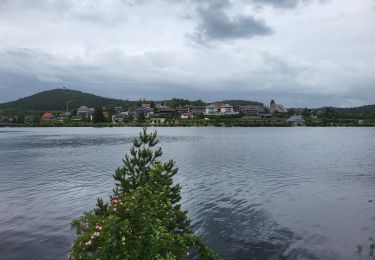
{"left": 312, "top": 105, "right": 375, "bottom": 120}
{"left": 0, "top": 88, "right": 134, "bottom": 115}
{"left": 333, "top": 105, "right": 375, "bottom": 114}
{"left": 314, "top": 105, "right": 375, "bottom": 114}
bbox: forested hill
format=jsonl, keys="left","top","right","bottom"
{"left": 310, "top": 105, "right": 375, "bottom": 120}
{"left": 333, "top": 105, "right": 375, "bottom": 114}
{"left": 0, "top": 89, "right": 133, "bottom": 112}
{"left": 314, "top": 105, "right": 375, "bottom": 114}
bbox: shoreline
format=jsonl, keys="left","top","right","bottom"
{"left": 1, "top": 124, "right": 374, "bottom": 128}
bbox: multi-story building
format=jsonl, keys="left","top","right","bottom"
{"left": 77, "top": 106, "right": 90, "bottom": 117}
{"left": 220, "top": 104, "right": 234, "bottom": 114}
{"left": 241, "top": 105, "right": 264, "bottom": 116}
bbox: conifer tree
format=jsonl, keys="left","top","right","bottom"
{"left": 71, "top": 128, "right": 219, "bottom": 260}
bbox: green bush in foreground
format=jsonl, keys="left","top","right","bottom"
{"left": 71, "top": 128, "right": 219, "bottom": 260}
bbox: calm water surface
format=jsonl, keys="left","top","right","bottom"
{"left": 0, "top": 127, "right": 375, "bottom": 260}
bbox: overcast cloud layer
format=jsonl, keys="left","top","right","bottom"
{"left": 0, "top": 0, "right": 374, "bottom": 107}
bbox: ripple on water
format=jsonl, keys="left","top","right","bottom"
{"left": 1, "top": 127, "right": 375, "bottom": 259}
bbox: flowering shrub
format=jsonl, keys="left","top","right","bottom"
{"left": 71, "top": 128, "right": 219, "bottom": 259}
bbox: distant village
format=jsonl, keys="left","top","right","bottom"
{"left": 1, "top": 96, "right": 373, "bottom": 127}
{"left": 12, "top": 99, "right": 304, "bottom": 125}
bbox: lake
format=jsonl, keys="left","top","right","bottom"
{"left": 0, "top": 127, "right": 374, "bottom": 260}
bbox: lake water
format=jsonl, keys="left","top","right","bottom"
{"left": 0, "top": 127, "right": 375, "bottom": 260}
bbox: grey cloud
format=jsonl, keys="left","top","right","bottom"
{"left": 187, "top": 0, "right": 273, "bottom": 45}
{"left": 251, "top": 0, "right": 305, "bottom": 8}
{"left": 249, "top": 0, "right": 327, "bottom": 9}
{"left": 0, "top": 0, "right": 129, "bottom": 25}
{"left": 0, "top": 0, "right": 374, "bottom": 107}
{"left": 0, "top": 0, "right": 72, "bottom": 12}
{"left": 0, "top": 47, "right": 374, "bottom": 108}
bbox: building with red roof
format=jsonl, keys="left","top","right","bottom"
{"left": 41, "top": 112, "right": 55, "bottom": 121}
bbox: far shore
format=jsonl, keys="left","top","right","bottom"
{"left": 1, "top": 122, "right": 374, "bottom": 128}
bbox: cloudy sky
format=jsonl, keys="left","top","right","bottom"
{"left": 0, "top": 0, "right": 374, "bottom": 107}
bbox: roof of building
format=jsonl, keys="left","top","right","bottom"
{"left": 41, "top": 112, "right": 54, "bottom": 120}
{"left": 287, "top": 115, "right": 305, "bottom": 122}
{"left": 136, "top": 107, "right": 152, "bottom": 112}
{"left": 212, "top": 102, "right": 224, "bottom": 109}
{"left": 157, "top": 108, "right": 174, "bottom": 111}
{"left": 182, "top": 112, "right": 193, "bottom": 116}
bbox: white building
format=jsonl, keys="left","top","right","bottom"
{"left": 220, "top": 104, "right": 234, "bottom": 114}
{"left": 77, "top": 106, "right": 90, "bottom": 117}
{"left": 205, "top": 105, "right": 217, "bottom": 114}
